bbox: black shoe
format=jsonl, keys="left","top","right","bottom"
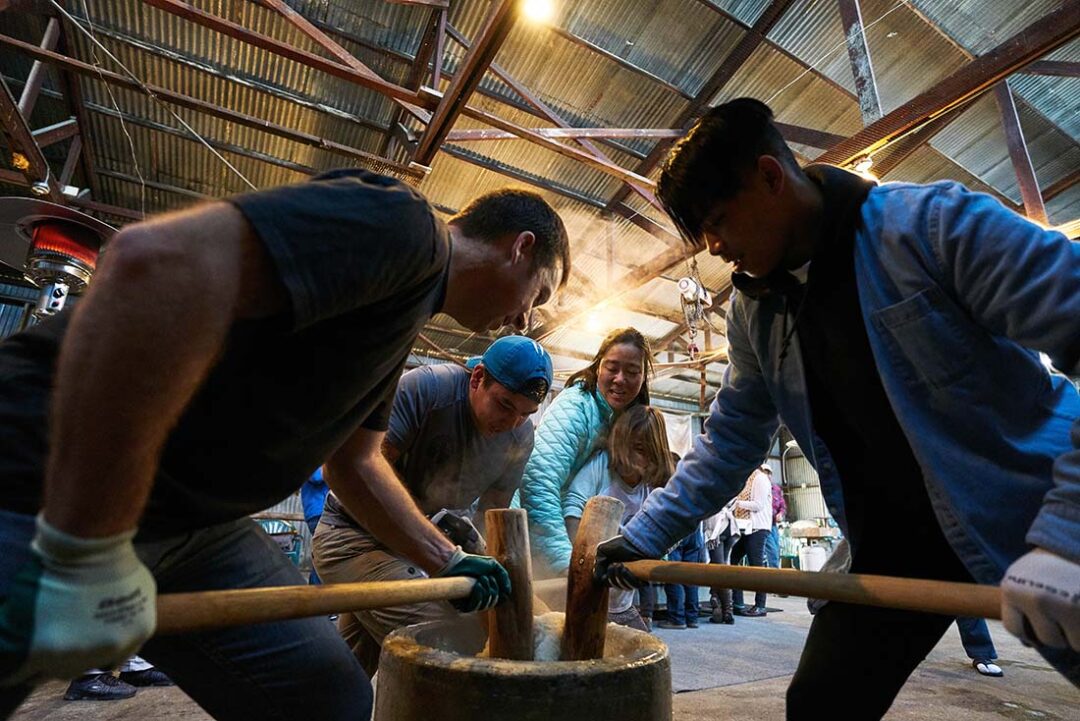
{"left": 686, "top": 618, "right": 699, "bottom": 628}
{"left": 735, "top": 606, "right": 767, "bottom": 617}
{"left": 63, "top": 674, "right": 137, "bottom": 701}
{"left": 119, "top": 668, "right": 175, "bottom": 687}
{"left": 656, "top": 620, "right": 687, "bottom": 630}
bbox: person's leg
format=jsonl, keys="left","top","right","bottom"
{"left": 661, "top": 543, "right": 687, "bottom": 628}
{"left": 956, "top": 617, "right": 996, "bottom": 660}
{"left": 637, "top": 584, "right": 656, "bottom": 630}
{"left": 766, "top": 525, "right": 781, "bottom": 568}
{"left": 729, "top": 534, "right": 747, "bottom": 609}
{"left": 786, "top": 601, "right": 954, "bottom": 720}
{"left": 315, "top": 525, "right": 458, "bottom": 642}
{"left": 683, "top": 532, "right": 705, "bottom": 627}
{"left": 746, "top": 529, "right": 769, "bottom": 611}
{"left": 137, "top": 518, "right": 372, "bottom": 721}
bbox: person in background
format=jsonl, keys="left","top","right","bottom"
{"left": 704, "top": 497, "right": 739, "bottom": 624}
{"left": 657, "top": 452, "right": 707, "bottom": 630}
{"left": 730, "top": 465, "right": 773, "bottom": 617}
{"left": 596, "top": 97, "right": 1079, "bottom": 717}
{"left": 563, "top": 405, "right": 674, "bottom": 632}
{"left": 313, "top": 336, "right": 552, "bottom": 665}
{"left": 301, "top": 467, "right": 330, "bottom": 584}
{"left": 521, "top": 327, "right": 652, "bottom": 578}
{"left": 765, "top": 469, "right": 787, "bottom": 568}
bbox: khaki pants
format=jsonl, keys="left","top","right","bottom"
{"left": 312, "top": 522, "right": 460, "bottom": 648}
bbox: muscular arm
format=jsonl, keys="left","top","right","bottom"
{"left": 44, "top": 202, "right": 288, "bottom": 537}
{"left": 326, "top": 426, "right": 456, "bottom": 574}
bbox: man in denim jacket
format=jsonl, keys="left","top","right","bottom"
{"left": 595, "top": 98, "right": 1079, "bottom": 718}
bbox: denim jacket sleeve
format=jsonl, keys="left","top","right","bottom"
{"left": 624, "top": 294, "right": 780, "bottom": 557}
{"left": 930, "top": 184, "right": 1080, "bottom": 562}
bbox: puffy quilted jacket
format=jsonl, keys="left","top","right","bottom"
{"left": 520, "top": 381, "right": 613, "bottom": 573}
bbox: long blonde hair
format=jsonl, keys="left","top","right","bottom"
{"left": 607, "top": 405, "right": 674, "bottom": 489}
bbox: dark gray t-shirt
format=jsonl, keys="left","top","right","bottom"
{"left": 321, "top": 363, "right": 534, "bottom": 535}
{"left": 0, "top": 169, "right": 449, "bottom": 537}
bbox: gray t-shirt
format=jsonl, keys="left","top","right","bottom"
{"left": 321, "top": 364, "right": 534, "bottom": 543}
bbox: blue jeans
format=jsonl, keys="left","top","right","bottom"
{"left": 765, "top": 525, "right": 781, "bottom": 568}
{"left": 956, "top": 617, "right": 997, "bottom": 661}
{"left": 664, "top": 527, "right": 706, "bottom": 625}
{"left": 0, "top": 509, "right": 371, "bottom": 721}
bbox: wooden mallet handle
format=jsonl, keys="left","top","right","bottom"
{"left": 156, "top": 577, "right": 475, "bottom": 635}
{"left": 485, "top": 508, "right": 534, "bottom": 659}
{"left": 561, "top": 495, "right": 624, "bottom": 661}
{"left": 623, "top": 560, "right": 1002, "bottom": 619}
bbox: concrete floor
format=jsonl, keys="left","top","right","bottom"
{"left": 10, "top": 597, "right": 1077, "bottom": 720}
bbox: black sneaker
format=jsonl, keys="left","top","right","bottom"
{"left": 119, "top": 668, "right": 175, "bottom": 687}
{"left": 656, "top": 620, "right": 687, "bottom": 630}
{"left": 686, "top": 617, "right": 699, "bottom": 628}
{"left": 63, "top": 674, "right": 137, "bottom": 701}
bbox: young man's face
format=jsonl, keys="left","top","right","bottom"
{"left": 700, "top": 157, "right": 791, "bottom": 278}
{"left": 469, "top": 368, "right": 539, "bottom": 436}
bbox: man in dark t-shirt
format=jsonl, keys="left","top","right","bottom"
{"left": 314, "top": 335, "right": 550, "bottom": 658}
{"left": 0, "top": 171, "right": 570, "bottom": 720}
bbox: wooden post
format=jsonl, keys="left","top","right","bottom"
{"left": 485, "top": 508, "right": 534, "bottom": 660}
{"left": 560, "top": 495, "right": 624, "bottom": 660}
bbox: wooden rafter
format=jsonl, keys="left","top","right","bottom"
{"left": 817, "top": 3, "right": 1080, "bottom": 168}
{"left": 59, "top": 134, "right": 81, "bottom": 187}
{"left": 53, "top": 7, "right": 101, "bottom": 201}
{"left": 837, "top": 0, "right": 882, "bottom": 124}
{"left": 993, "top": 82, "right": 1048, "bottom": 225}
{"left": 0, "top": 74, "right": 63, "bottom": 202}
{"left": 1043, "top": 167, "right": 1080, "bottom": 203}
{"left": 381, "top": 6, "right": 445, "bottom": 157}
{"left": 0, "top": 167, "right": 139, "bottom": 219}
{"left": 1021, "top": 60, "right": 1080, "bottom": 77}
{"left": 414, "top": 0, "right": 519, "bottom": 165}
{"left": 31, "top": 117, "right": 78, "bottom": 148}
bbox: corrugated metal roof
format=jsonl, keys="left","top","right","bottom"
{"left": 1, "top": 0, "right": 1077, "bottom": 407}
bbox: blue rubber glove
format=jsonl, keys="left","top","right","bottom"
{"left": 593, "top": 535, "right": 649, "bottom": 590}
{"left": 0, "top": 515, "right": 157, "bottom": 685}
{"left": 434, "top": 547, "right": 511, "bottom": 612}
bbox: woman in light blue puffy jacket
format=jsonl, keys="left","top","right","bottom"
{"left": 520, "top": 327, "right": 652, "bottom": 576}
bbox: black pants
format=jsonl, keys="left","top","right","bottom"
{"left": 787, "top": 600, "right": 954, "bottom": 720}
{"left": 730, "top": 529, "right": 769, "bottom": 609}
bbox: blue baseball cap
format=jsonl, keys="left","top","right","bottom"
{"left": 466, "top": 336, "right": 553, "bottom": 403}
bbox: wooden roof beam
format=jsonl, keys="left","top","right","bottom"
{"left": 445, "top": 122, "right": 845, "bottom": 148}
{"left": 31, "top": 116, "right": 77, "bottom": 148}
{"left": 0, "top": 74, "right": 64, "bottom": 202}
{"left": 381, "top": 7, "right": 446, "bottom": 158}
{"left": 1042, "top": 167, "right": 1080, "bottom": 203}
{"left": 994, "top": 82, "right": 1048, "bottom": 225}
{"left": 1020, "top": 60, "right": 1080, "bottom": 77}
{"left": 413, "top": 0, "right": 519, "bottom": 165}
{"left": 817, "top": 3, "right": 1080, "bottom": 168}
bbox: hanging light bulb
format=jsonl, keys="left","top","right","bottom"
{"left": 522, "top": 0, "right": 555, "bottom": 24}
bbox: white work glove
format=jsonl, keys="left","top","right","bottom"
{"left": 0, "top": 515, "right": 157, "bottom": 685}
{"left": 1001, "top": 548, "right": 1080, "bottom": 651}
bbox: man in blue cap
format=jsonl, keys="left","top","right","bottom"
{"left": 313, "top": 335, "right": 552, "bottom": 666}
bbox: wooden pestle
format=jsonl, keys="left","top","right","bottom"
{"left": 560, "top": 495, "right": 624, "bottom": 661}
{"left": 484, "top": 508, "right": 534, "bottom": 659}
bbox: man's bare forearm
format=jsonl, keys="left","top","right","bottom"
{"left": 327, "top": 446, "right": 456, "bottom": 574}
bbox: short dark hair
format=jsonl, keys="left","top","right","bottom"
{"left": 657, "top": 98, "right": 799, "bottom": 245}
{"left": 449, "top": 189, "right": 571, "bottom": 288}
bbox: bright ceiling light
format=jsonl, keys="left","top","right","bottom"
{"left": 522, "top": 0, "right": 555, "bottom": 24}
{"left": 853, "top": 156, "right": 874, "bottom": 174}
{"left": 584, "top": 310, "right": 605, "bottom": 334}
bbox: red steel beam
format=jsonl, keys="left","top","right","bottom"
{"left": 31, "top": 117, "right": 78, "bottom": 147}
{"left": 817, "top": 3, "right": 1080, "bottom": 167}
{"left": 993, "top": 82, "right": 1048, "bottom": 225}
{"left": 59, "top": 133, "right": 81, "bottom": 186}
{"left": 413, "top": 0, "right": 519, "bottom": 165}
